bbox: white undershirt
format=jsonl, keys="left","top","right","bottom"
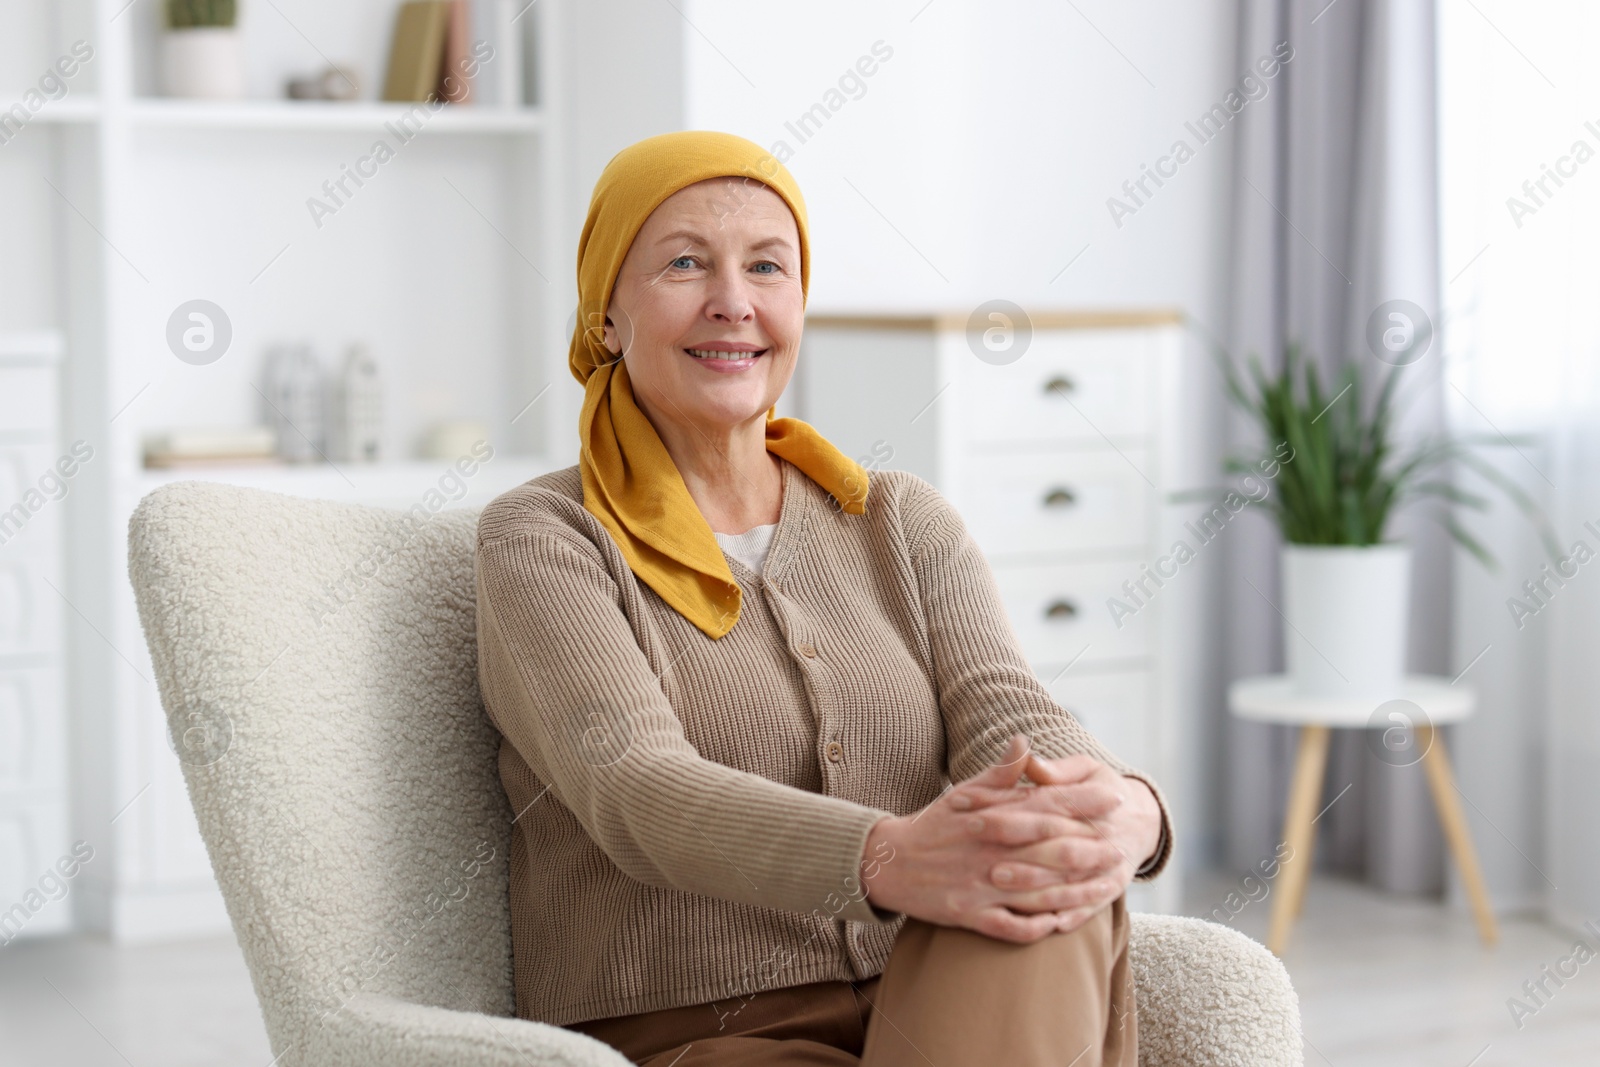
{"left": 714, "top": 522, "right": 778, "bottom": 576}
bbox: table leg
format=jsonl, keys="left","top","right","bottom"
{"left": 1268, "top": 724, "right": 1331, "bottom": 956}
{"left": 1291, "top": 846, "right": 1310, "bottom": 918}
{"left": 1416, "top": 725, "right": 1500, "bottom": 947}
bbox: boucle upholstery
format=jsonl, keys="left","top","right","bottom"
{"left": 126, "top": 480, "right": 1303, "bottom": 1066}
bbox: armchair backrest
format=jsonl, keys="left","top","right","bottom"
{"left": 128, "top": 482, "right": 517, "bottom": 1060}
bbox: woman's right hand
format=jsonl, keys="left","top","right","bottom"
{"left": 859, "top": 735, "right": 1126, "bottom": 944}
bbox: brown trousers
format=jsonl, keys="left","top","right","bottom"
{"left": 565, "top": 895, "right": 1135, "bottom": 1066}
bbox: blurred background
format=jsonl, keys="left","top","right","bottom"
{"left": 1, "top": 0, "right": 1597, "bottom": 1063}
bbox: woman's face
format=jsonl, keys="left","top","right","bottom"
{"left": 602, "top": 177, "right": 803, "bottom": 439}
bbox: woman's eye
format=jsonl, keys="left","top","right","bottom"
{"left": 671, "top": 256, "right": 697, "bottom": 269}
{"left": 752, "top": 261, "right": 778, "bottom": 274}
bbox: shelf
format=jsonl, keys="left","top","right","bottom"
{"left": 23, "top": 98, "right": 100, "bottom": 124}
{"left": 136, "top": 452, "right": 564, "bottom": 509}
{"left": 125, "top": 98, "right": 544, "bottom": 134}
{"left": 18, "top": 98, "right": 545, "bottom": 133}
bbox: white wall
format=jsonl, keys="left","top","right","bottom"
{"left": 678, "top": 0, "right": 1237, "bottom": 322}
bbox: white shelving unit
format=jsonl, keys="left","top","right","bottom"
{"left": 0, "top": 331, "right": 71, "bottom": 944}
{"left": 3, "top": 0, "right": 578, "bottom": 941}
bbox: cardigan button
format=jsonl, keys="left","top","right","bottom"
{"left": 798, "top": 641, "right": 818, "bottom": 658}
{"left": 826, "top": 741, "right": 844, "bottom": 762}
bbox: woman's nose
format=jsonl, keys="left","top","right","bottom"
{"left": 703, "top": 271, "right": 756, "bottom": 322}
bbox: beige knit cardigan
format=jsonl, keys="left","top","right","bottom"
{"left": 474, "top": 458, "right": 1174, "bottom": 1027}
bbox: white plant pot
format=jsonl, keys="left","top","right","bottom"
{"left": 1281, "top": 543, "right": 1411, "bottom": 700}
{"left": 161, "top": 27, "right": 245, "bottom": 100}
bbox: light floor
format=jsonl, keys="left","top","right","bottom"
{"left": 1183, "top": 870, "right": 1600, "bottom": 1066}
{"left": 1, "top": 873, "right": 1596, "bottom": 1065}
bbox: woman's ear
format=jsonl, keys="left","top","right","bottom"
{"left": 602, "top": 315, "right": 621, "bottom": 356}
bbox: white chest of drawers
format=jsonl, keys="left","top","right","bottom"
{"left": 0, "top": 332, "right": 74, "bottom": 942}
{"left": 798, "top": 311, "right": 1212, "bottom": 914}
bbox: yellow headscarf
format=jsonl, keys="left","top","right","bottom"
{"left": 569, "top": 130, "right": 869, "bottom": 640}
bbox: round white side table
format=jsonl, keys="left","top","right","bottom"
{"left": 1227, "top": 674, "right": 1499, "bottom": 955}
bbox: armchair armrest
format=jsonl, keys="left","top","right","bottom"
{"left": 300, "top": 992, "right": 633, "bottom": 1067}
{"left": 1128, "top": 914, "right": 1304, "bottom": 1066}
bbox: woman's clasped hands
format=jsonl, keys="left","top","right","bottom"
{"left": 861, "top": 734, "right": 1162, "bottom": 944}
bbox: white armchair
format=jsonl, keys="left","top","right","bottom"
{"left": 127, "top": 480, "right": 1303, "bottom": 1066}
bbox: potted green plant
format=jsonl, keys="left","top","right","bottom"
{"left": 1220, "top": 341, "right": 1554, "bottom": 699}
{"left": 161, "top": 0, "right": 244, "bottom": 100}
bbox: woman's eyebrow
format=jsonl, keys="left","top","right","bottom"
{"left": 654, "top": 229, "right": 709, "bottom": 248}
{"left": 653, "top": 230, "right": 795, "bottom": 253}
{"left": 746, "top": 236, "right": 796, "bottom": 253}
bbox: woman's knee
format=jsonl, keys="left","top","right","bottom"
{"left": 888, "top": 898, "right": 1126, "bottom": 971}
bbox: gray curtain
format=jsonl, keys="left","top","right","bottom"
{"left": 1221, "top": 0, "right": 1452, "bottom": 893}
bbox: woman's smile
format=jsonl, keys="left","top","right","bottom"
{"left": 685, "top": 341, "right": 768, "bottom": 371}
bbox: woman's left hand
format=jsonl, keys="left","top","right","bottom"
{"left": 947, "top": 744, "right": 1163, "bottom": 932}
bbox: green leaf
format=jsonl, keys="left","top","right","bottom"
{"left": 1214, "top": 335, "right": 1553, "bottom": 566}
{"left": 1440, "top": 512, "right": 1497, "bottom": 571}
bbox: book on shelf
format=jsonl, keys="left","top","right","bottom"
{"left": 441, "top": 0, "right": 475, "bottom": 104}
{"left": 144, "top": 454, "right": 288, "bottom": 470}
{"left": 143, "top": 426, "right": 282, "bottom": 469}
{"left": 383, "top": 0, "right": 479, "bottom": 104}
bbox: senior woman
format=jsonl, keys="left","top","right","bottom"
{"left": 474, "top": 131, "right": 1173, "bottom": 1067}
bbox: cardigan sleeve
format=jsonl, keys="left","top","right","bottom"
{"left": 900, "top": 475, "right": 1174, "bottom": 881}
{"left": 474, "top": 516, "right": 901, "bottom": 925}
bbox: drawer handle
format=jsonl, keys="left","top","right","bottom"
{"left": 1041, "top": 487, "right": 1077, "bottom": 508}
{"left": 1044, "top": 599, "right": 1079, "bottom": 620}
{"left": 1042, "top": 375, "right": 1077, "bottom": 396}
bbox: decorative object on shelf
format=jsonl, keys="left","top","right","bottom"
{"left": 143, "top": 426, "right": 279, "bottom": 469}
{"left": 329, "top": 343, "right": 383, "bottom": 463}
{"left": 1221, "top": 341, "right": 1555, "bottom": 699}
{"left": 419, "top": 418, "right": 489, "bottom": 461}
{"left": 161, "top": 0, "right": 246, "bottom": 100}
{"left": 260, "top": 342, "right": 325, "bottom": 463}
{"left": 382, "top": 1, "right": 454, "bottom": 102}
{"left": 286, "top": 64, "right": 362, "bottom": 101}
